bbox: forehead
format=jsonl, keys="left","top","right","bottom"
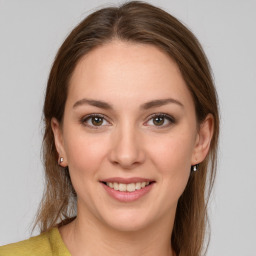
{"left": 67, "top": 40, "right": 194, "bottom": 109}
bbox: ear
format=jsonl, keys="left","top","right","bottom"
{"left": 191, "top": 114, "right": 214, "bottom": 165}
{"left": 51, "top": 117, "right": 68, "bottom": 167}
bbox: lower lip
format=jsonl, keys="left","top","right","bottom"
{"left": 101, "top": 182, "right": 154, "bottom": 202}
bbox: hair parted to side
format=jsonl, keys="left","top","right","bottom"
{"left": 33, "top": 1, "right": 219, "bottom": 255}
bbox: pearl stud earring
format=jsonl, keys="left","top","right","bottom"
{"left": 191, "top": 164, "right": 199, "bottom": 172}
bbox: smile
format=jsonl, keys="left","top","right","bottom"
{"left": 100, "top": 178, "right": 155, "bottom": 202}
{"left": 105, "top": 181, "right": 151, "bottom": 192}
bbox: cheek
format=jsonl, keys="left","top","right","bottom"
{"left": 62, "top": 130, "right": 110, "bottom": 206}
{"left": 63, "top": 129, "right": 109, "bottom": 179}
{"left": 151, "top": 132, "right": 194, "bottom": 170}
{"left": 149, "top": 131, "right": 195, "bottom": 195}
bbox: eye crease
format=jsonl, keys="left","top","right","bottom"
{"left": 81, "top": 113, "right": 176, "bottom": 129}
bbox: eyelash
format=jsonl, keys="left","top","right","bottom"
{"left": 80, "top": 113, "right": 176, "bottom": 129}
{"left": 146, "top": 113, "right": 176, "bottom": 128}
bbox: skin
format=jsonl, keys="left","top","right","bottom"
{"left": 52, "top": 40, "right": 213, "bottom": 256}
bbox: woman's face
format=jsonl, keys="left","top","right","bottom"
{"left": 53, "top": 40, "right": 210, "bottom": 232}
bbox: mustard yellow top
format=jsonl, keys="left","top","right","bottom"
{"left": 0, "top": 227, "right": 71, "bottom": 256}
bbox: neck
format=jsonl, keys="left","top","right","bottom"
{"left": 60, "top": 206, "right": 176, "bottom": 256}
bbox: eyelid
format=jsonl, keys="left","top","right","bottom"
{"left": 144, "top": 113, "right": 176, "bottom": 128}
{"left": 80, "top": 112, "right": 176, "bottom": 129}
{"left": 81, "top": 113, "right": 111, "bottom": 129}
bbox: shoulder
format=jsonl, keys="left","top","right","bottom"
{"left": 0, "top": 227, "right": 70, "bottom": 256}
{"left": 0, "top": 231, "right": 51, "bottom": 256}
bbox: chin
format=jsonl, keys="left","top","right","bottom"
{"left": 106, "top": 218, "right": 150, "bottom": 233}
{"left": 99, "top": 208, "right": 159, "bottom": 233}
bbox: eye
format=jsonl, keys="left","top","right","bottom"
{"left": 81, "top": 114, "right": 110, "bottom": 128}
{"left": 145, "top": 113, "right": 175, "bottom": 128}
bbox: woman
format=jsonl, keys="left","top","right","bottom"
{"left": 0, "top": 1, "right": 219, "bottom": 255}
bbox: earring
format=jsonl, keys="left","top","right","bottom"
{"left": 191, "top": 164, "right": 199, "bottom": 172}
{"left": 59, "top": 157, "right": 64, "bottom": 164}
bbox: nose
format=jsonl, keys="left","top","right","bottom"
{"left": 108, "top": 122, "right": 146, "bottom": 169}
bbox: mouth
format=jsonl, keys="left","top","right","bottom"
{"left": 101, "top": 181, "right": 154, "bottom": 192}
{"left": 100, "top": 178, "right": 155, "bottom": 202}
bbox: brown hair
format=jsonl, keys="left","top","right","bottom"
{"left": 34, "top": 1, "right": 219, "bottom": 255}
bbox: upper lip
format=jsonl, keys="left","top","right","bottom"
{"left": 100, "top": 177, "right": 154, "bottom": 184}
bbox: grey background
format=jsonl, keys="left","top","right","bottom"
{"left": 0, "top": 0, "right": 255, "bottom": 255}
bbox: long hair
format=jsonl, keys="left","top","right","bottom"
{"left": 33, "top": 2, "right": 219, "bottom": 255}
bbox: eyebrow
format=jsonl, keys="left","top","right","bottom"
{"left": 73, "top": 98, "right": 184, "bottom": 110}
{"left": 73, "top": 98, "right": 113, "bottom": 109}
{"left": 140, "top": 98, "right": 184, "bottom": 109}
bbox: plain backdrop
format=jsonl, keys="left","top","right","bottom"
{"left": 0, "top": 0, "right": 255, "bottom": 255}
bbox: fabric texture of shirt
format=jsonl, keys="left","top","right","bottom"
{"left": 0, "top": 227, "right": 71, "bottom": 256}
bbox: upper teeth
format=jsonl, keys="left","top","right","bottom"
{"left": 106, "top": 181, "right": 150, "bottom": 192}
